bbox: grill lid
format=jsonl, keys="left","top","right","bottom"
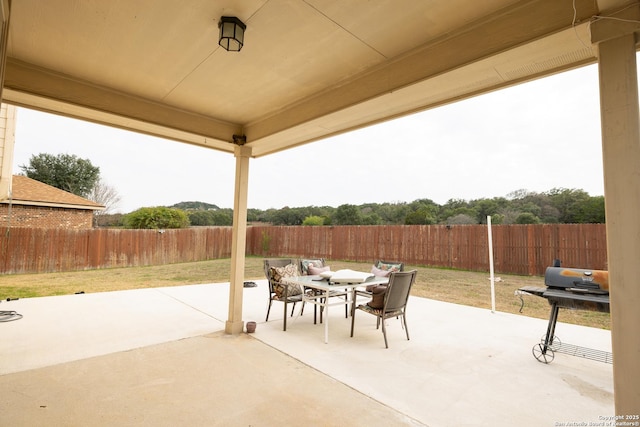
{"left": 544, "top": 267, "right": 609, "bottom": 294}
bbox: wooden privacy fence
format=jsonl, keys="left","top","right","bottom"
{"left": 248, "top": 223, "right": 607, "bottom": 275}
{"left": 0, "top": 224, "right": 607, "bottom": 275}
{"left": 0, "top": 227, "right": 233, "bottom": 274}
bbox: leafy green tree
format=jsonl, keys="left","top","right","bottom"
{"left": 573, "top": 196, "right": 605, "bottom": 223}
{"left": 187, "top": 210, "right": 232, "bottom": 226}
{"left": 268, "top": 206, "right": 309, "bottom": 225}
{"left": 518, "top": 201, "right": 542, "bottom": 218}
{"left": 515, "top": 212, "right": 541, "bottom": 224}
{"left": 124, "top": 207, "right": 190, "bottom": 229}
{"left": 188, "top": 211, "right": 215, "bottom": 226}
{"left": 211, "top": 210, "right": 233, "bottom": 225}
{"left": 498, "top": 200, "right": 542, "bottom": 225}
{"left": 304, "top": 206, "right": 335, "bottom": 222}
{"left": 333, "top": 204, "right": 363, "bottom": 225}
{"left": 442, "top": 198, "right": 469, "bottom": 210}
{"left": 20, "top": 153, "right": 100, "bottom": 197}
{"left": 358, "top": 205, "right": 382, "bottom": 225}
{"left": 539, "top": 204, "right": 561, "bottom": 223}
{"left": 472, "top": 198, "right": 503, "bottom": 224}
{"left": 171, "top": 201, "right": 219, "bottom": 210}
{"left": 439, "top": 199, "right": 474, "bottom": 223}
{"left": 405, "top": 208, "right": 436, "bottom": 225}
{"left": 302, "top": 215, "right": 324, "bottom": 225}
{"left": 508, "top": 190, "right": 559, "bottom": 223}
{"left": 247, "top": 208, "right": 262, "bottom": 222}
{"left": 405, "top": 199, "right": 439, "bottom": 225}
{"left": 376, "top": 202, "right": 409, "bottom": 224}
{"left": 489, "top": 213, "right": 504, "bottom": 224}
{"left": 547, "top": 188, "right": 591, "bottom": 223}
{"left": 362, "top": 212, "right": 382, "bottom": 225}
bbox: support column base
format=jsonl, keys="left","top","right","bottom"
{"left": 225, "top": 320, "right": 244, "bottom": 335}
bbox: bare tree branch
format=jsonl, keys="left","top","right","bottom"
{"left": 88, "top": 178, "right": 121, "bottom": 215}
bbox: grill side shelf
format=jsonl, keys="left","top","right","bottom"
{"left": 514, "top": 286, "right": 547, "bottom": 313}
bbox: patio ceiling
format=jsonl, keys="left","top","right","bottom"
{"left": 4, "top": 0, "right": 640, "bottom": 414}
{"left": 2, "top": 0, "right": 627, "bottom": 158}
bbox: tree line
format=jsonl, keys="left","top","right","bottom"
{"left": 245, "top": 187, "right": 604, "bottom": 226}
{"left": 19, "top": 152, "right": 604, "bottom": 229}
{"left": 95, "top": 187, "right": 604, "bottom": 228}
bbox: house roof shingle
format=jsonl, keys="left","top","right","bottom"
{"left": 1, "top": 175, "right": 105, "bottom": 210}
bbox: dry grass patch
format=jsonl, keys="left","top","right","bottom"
{"left": 0, "top": 256, "right": 610, "bottom": 330}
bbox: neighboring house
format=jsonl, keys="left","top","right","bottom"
{"left": 0, "top": 175, "right": 105, "bottom": 229}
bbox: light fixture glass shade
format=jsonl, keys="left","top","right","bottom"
{"left": 218, "top": 16, "right": 246, "bottom": 52}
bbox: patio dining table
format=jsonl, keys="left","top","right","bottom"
{"left": 283, "top": 274, "right": 389, "bottom": 343}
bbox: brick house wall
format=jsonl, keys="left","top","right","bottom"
{"left": 0, "top": 175, "right": 104, "bottom": 229}
{"left": 0, "top": 204, "right": 94, "bottom": 229}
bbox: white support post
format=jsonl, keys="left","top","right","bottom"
{"left": 487, "top": 216, "right": 496, "bottom": 313}
{"left": 225, "top": 145, "right": 251, "bottom": 335}
{"left": 591, "top": 6, "right": 640, "bottom": 413}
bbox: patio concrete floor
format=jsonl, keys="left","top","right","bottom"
{"left": 0, "top": 280, "right": 614, "bottom": 426}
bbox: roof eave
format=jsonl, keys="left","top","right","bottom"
{"left": 0, "top": 199, "right": 106, "bottom": 211}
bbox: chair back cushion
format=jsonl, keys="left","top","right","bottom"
{"left": 264, "top": 259, "right": 302, "bottom": 298}
{"left": 373, "top": 260, "right": 404, "bottom": 277}
{"left": 365, "top": 283, "right": 388, "bottom": 309}
{"left": 264, "top": 258, "right": 294, "bottom": 279}
{"left": 308, "top": 264, "right": 330, "bottom": 275}
{"left": 270, "top": 263, "right": 298, "bottom": 282}
{"left": 299, "top": 258, "right": 326, "bottom": 275}
{"left": 270, "top": 263, "right": 302, "bottom": 298}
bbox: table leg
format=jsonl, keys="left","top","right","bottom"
{"left": 351, "top": 288, "right": 357, "bottom": 317}
{"left": 283, "top": 286, "right": 289, "bottom": 332}
{"left": 283, "top": 298, "right": 287, "bottom": 331}
{"left": 324, "top": 289, "right": 330, "bottom": 343}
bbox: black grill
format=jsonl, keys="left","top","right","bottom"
{"left": 517, "top": 266, "right": 610, "bottom": 364}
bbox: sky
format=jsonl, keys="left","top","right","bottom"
{"left": 11, "top": 61, "right": 606, "bottom": 214}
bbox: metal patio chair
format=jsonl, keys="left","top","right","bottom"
{"left": 350, "top": 270, "right": 417, "bottom": 348}
{"left": 356, "top": 259, "right": 405, "bottom": 300}
{"left": 263, "top": 258, "right": 305, "bottom": 331}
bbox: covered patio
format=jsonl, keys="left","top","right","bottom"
{"left": 0, "top": 281, "right": 613, "bottom": 426}
{"left": 0, "top": 0, "right": 637, "bottom": 415}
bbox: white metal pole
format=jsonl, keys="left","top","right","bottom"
{"left": 487, "top": 215, "right": 496, "bottom": 313}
